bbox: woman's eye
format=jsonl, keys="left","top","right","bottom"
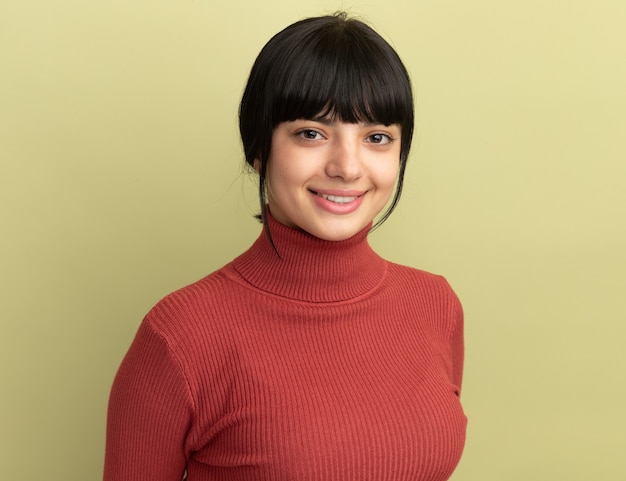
{"left": 297, "top": 129, "right": 322, "bottom": 140}
{"left": 366, "top": 133, "right": 392, "bottom": 144}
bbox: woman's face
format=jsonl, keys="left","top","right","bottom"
{"left": 263, "top": 119, "right": 401, "bottom": 241}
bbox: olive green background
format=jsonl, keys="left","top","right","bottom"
{"left": 2, "top": 1, "right": 625, "bottom": 479}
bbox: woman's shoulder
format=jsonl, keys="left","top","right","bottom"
{"left": 119, "top": 264, "right": 249, "bottom": 398}
{"left": 384, "top": 261, "right": 462, "bottom": 311}
{"left": 139, "top": 262, "right": 243, "bottom": 340}
{"left": 386, "top": 261, "right": 456, "bottom": 293}
{"left": 383, "top": 261, "right": 463, "bottom": 333}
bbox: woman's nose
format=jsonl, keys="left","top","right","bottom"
{"left": 324, "top": 139, "right": 364, "bottom": 182}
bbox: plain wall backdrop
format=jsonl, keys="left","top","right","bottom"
{"left": 1, "top": 1, "right": 625, "bottom": 479}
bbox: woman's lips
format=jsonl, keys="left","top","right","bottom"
{"left": 313, "top": 192, "right": 359, "bottom": 204}
{"left": 309, "top": 189, "right": 366, "bottom": 213}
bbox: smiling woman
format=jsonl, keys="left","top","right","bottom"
{"left": 264, "top": 119, "right": 401, "bottom": 241}
{"left": 104, "top": 12, "right": 466, "bottom": 481}
{"left": 239, "top": 12, "right": 414, "bottom": 241}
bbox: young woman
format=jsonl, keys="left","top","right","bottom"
{"left": 104, "top": 12, "right": 466, "bottom": 481}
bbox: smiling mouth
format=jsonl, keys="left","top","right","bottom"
{"left": 310, "top": 190, "right": 362, "bottom": 204}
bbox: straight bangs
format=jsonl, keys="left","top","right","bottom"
{"left": 272, "top": 33, "right": 413, "bottom": 131}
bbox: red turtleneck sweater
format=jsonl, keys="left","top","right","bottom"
{"left": 104, "top": 216, "right": 466, "bottom": 481}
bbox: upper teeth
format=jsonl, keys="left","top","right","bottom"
{"left": 319, "top": 193, "right": 357, "bottom": 204}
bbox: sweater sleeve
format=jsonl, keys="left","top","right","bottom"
{"left": 450, "top": 293, "right": 465, "bottom": 396}
{"left": 104, "top": 319, "right": 194, "bottom": 481}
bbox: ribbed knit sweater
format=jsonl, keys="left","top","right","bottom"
{"left": 104, "top": 215, "right": 466, "bottom": 481}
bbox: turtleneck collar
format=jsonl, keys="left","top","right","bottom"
{"left": 231, "top": 212, "right": 387, "bottom": 303}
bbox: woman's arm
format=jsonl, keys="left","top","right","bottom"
{"left": 104, "top": 321, "right": 193, "bottom": 481}
{"left": 450, "top": 296, "right": 465, "bottom": 395}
